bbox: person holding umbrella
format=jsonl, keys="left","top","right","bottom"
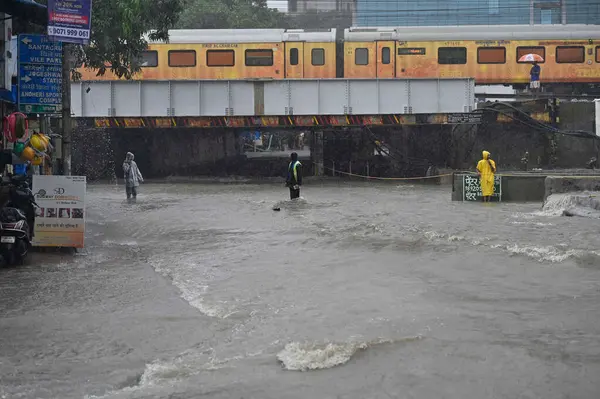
{"left": 519, "top": 53, "right": 544, "bottom": 93}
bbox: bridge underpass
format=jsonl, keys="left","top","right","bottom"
{"left": 69, "top": 78, "right": 483, "bottom": 179}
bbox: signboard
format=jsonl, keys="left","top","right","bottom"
{"left": 398, "top": 48, "right": 426, "bottom": 55}
{"left": 463, "top": 174, "right": 502, "bottom": 202}
{"left": 447, "top": 113, "right": 483, "bottom": 124}
{"left": 47, "top": 0, "right": 93, "bottom": 45}
{"left": 17, "top": 34, "right": 63, "bottom": 114}
{"left": 32, "top": 175, "right": 86, "bottom": 248}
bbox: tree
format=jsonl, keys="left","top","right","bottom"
{"left": 12, "top": 0, "right": 184, "bottom": 79}
{"left": 81, "top": 0, "right": 184, "bottom": 79}
{"left": 176, "top": 0, "right": 288, "bottom": 29}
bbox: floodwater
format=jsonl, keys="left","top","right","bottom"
{"left": 1, "top": 182, "right": 599, "bottom": 399}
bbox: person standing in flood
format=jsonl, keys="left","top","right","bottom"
{"left": 123, "top": 152, "right": 144, "bottom": 201}
{"left": 476, "top": 150, "right": 496, "bottom": 203}
{"left": 286, "top": 152, "right": 302, "bottom": 200}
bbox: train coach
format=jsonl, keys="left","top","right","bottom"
{"left": 76, "top": 24, "right": 600, "bottom": 92}
{"left": 343, "top": 24, "right": 600, "bottom": 92}
{"left": 77, "top": 29, "right": 339, "bottom": 80}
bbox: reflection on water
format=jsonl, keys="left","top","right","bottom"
{"left": 1, "top": 182, "right": 599, "bottom": 399}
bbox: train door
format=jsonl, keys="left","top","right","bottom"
{"left": 376, "top": 41, "right": 395, "bottom": 78}
{"left": 285, "top": 42, "right": 304, "bottom": 78}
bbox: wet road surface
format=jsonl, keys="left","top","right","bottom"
{"left": 1, "top": 182, "right": 599, "bottom": 399}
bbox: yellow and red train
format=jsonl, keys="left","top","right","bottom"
{"left": 77, "top": 24, "right": 600, "bottom": 92}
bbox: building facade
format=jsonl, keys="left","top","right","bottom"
{"left": 288, "top": 0, "right": 355, "bottom": 14}
{"left": 355, "top": 0, "right": 600, "bottom": 27}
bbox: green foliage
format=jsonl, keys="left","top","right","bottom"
{"left": 177, "top": 0, "right": 288, "bottom": 29}
{"left": 11, "top": 0, "right": 183, "bottom": 79}
{"left": 81, "top": 0, "right": 183, "bottom": 79}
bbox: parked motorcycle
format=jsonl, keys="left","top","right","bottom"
{"left": 0, "top": 175, "right": 37, "bottom": 267}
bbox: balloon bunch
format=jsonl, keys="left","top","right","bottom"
{"left": 3, "top": 112, "right": 52, "bottom": 166}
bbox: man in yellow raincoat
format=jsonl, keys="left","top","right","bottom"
{"left": 476, "top": 150, "right": 496, "bottom": 202}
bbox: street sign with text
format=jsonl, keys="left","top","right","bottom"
{"left": 18, "top": 34, "right": 63, "bottom": 114}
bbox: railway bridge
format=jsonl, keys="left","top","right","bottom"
{"left": 71, "top": 78, "right": 477, "bottom": 128}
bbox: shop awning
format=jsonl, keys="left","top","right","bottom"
{"left": 0, "top": 0, "right": 48, "bottom": 26}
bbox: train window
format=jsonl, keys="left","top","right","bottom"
{"left": 516, "top": 46, "right": 545, "bottom": 63}
{"left": 139, "top": 50, "right": 158, "bottom": 67}
{"left": 290, "top": 48, "right": 299, "bottom": 66}
{"left": 556, "top": 46, "right": 585, "bottom": 63}
{"left": 438, "top": 47, "right": 467, "bottom": 65}
{"left": 381, "top": 47, "right": 391, "bottom": 64}
{"left": 311, "top": 48, "right": 325, "bottom": 66}
{"left": 168, "top": 50, "right": 196, "bottom": 67}
{"left": 245, "top": 49, "right": 274, "bottom": 67}
{"left": 206, "top": 50, "right": 235, "bottom": 67}
{"left": 355, "top": 48, "right": 369, "bottom": 65}
{"left": 596, "top": 46, "right": 600, "bottom": 63}
{"left": 477, "top": 47, "right": 506, "bottom": 64}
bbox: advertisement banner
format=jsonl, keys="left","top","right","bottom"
{"left": 32, "top": 175, "right": 86, "bottom": 248}
{"left": 47, "top": 0, "right": 93, "bottom": 45}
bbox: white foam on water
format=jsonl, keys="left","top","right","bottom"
{"left": 101, "top": 239, "right": 139, "bottom": 247}
{"left": 151, "top": 260, "right": 236, "bottom": 319}
{"left": 423, "top": 231, "right": 445, "bottom": 240}
{"left": 85, "top": 349, "right": 264, "bottom": 399}
{"left": 502, "top": 244, "right": 599, "bottom": 263}
{"left": 510, "top": 221, "right": 555, "bottom": 227}
{"left": 538, "top": 192, "right": 600, "bottom": 219}
{"left": 277, "top": 336, "right": 422, "bottom": 371}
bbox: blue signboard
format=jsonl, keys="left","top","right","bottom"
{"left": 18, "top": 34, "right": 63, "bottom": 114}
{"left": 47, "top": 0, "right": 93, "bottom": 45}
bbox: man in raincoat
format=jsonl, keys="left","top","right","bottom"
{"left": 476, "top": 150, "right": 496, "bottom": 203}
{"left": 123, "top": 152, "right": 144, "bottom": 201}
{"left": 286, "top": 152, "right": 302, "bottom": 200}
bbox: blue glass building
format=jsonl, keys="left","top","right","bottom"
{"left": 355, "top": 0, "right": 600, "bottom": 27}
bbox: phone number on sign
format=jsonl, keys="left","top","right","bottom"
{"left": 47, "top": 26, "right": 90, "bottom": 39}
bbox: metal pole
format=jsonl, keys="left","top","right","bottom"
{"left": 61, "top": 44, "right": 72, "bottom": 176}
{"left": 529, "top": 0, "right": 534, "bottom": 25}
{"left": 366, "top": 161, "right": 370, "bottom": 177}
{"left": 332, "top": 161, "right": 335, "bottom": 177}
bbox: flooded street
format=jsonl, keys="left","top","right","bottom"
{"left": 1, "top": 181, "right": 599, "bottom": 399}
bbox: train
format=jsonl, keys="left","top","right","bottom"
{"left": 77, "top": 24, "right": 600, "bottom": 93}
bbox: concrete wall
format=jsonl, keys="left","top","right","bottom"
{"left": 544, "top": 176, "right": 600, "bottom": 201}
{"left": 72, "top": 101, "right": 599, "bottom": 180}
{"left": 73, "top": 127, "right": 242, "bottom": 179}
{"left": 452, "top": 173, "right": 546, "bottom": 202}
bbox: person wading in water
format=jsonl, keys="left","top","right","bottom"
{"left": 123, "top": 152, "right": 144, "bottom": 202}
{"left": 477, "top": 150, "right": 497, "bottom": 203}
{"left": 286, "top": 152, "right": 302, "bottom": 200}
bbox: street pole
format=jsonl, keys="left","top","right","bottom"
{"left": 61, "top": 44, "right": 72, "bottom": 176}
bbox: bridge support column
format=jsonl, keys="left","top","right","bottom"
{"left": 310, "top": 129, "right": 324, "bottom": 176}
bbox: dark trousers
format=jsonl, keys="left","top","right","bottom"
{"left": 289, "top": 187, "right": 300, "bottom": 200}
{"left": 126, "top": 186, "right": 137, "bottom": 199}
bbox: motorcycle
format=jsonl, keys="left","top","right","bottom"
{"left": 0, "top": 175, "right": 38, "bottom": 267}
